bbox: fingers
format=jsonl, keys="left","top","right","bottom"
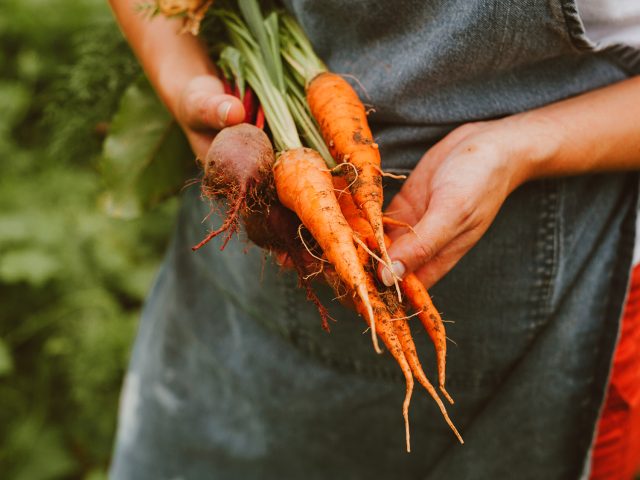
{"left": 412, "top": 233, "right": 476, "bottom": 289}
{"left": 379, "top": 205, "right": 455, "bottom": 285}
{"left": 376, "top": 121, "right": 504, "bottom": 288}
{"left": 379, "top": 190, "right": 496, "bottom": 288}
{"left": 178, "top": 75, "right": 245, "bottom": 130}
{"left": 385, "top": 189, "right": 423, "bottom": 232}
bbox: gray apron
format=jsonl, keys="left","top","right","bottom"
{"left": 110, "top": 1, "right": 640, "bottom": 479}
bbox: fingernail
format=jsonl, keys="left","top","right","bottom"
{"left": 217, "top": 101, "right": 232, "bottom": 127}
{"left": 381, "top": 261, "right": 405, "bottom": 287}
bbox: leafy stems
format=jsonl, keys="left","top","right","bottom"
{"left": 217, "top": 3, "right": 334, "bottom": 166}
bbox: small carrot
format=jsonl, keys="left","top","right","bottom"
{"left": 401, "top": 273, "right": 453, "bottom": 404}
{"left": 379, "top": 212, "right": 453, "bottom": 404}
{"left": 342, "top": 268, "right": 414, "bottom": 452}
{"left": 333, "top": 177, "right": 461, "bottom": 442}
{"left": 390, "top": 306, "right": 463, "bottom": 443}
{"left": 273, "top": 147, "right": 380, "bottom": 352}
{"left": 306, "top": 72, "right": 400, "bottom": 298}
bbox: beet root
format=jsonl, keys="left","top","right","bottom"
{"left": 243, "top": 202, "right": 334, "bottom": 331}
{"left": 193, "top": 123, "right": 275, "bottom": 251}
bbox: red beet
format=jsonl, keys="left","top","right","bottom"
{"left": 244, "top": 202, "right": 333, "bottom": 331}
{"left": 191, "top": 123, "right": 331, "bottom": 330}
{"left": 193, "top": 123, "right": 275, "bottom": 251}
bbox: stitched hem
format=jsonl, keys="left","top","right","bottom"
{"left": 600, "top": 44, "right": 640, "bottom": 76}
{"left": 560, "top": 0, "right": 640, "bottom": 74}
{"left": 559, "top": 0, "right": 595, "bottom": 51}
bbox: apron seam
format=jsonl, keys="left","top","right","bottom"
{"left": 532, "top": 180, "right": 561, "bottom": 325}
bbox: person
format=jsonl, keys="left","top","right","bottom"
{"left": 108, "top": 0, "right": 640, "bottom": 478}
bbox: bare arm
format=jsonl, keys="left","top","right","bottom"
{"left": 379, "top": 76, "right": 640, "bottom": 288}
{"left": 519, "top": 76, "right": 640, "bottom": 180}
{"left": 108, "top": 0, "right": 245, "bottom": 158}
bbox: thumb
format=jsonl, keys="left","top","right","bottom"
{"left": 179, "top": 76, "right": 245, "bottom": 130}
{"left": 378, "top": 209, "right": 452, "bottom": 286}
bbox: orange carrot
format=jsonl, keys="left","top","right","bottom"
{"left": 333, "top": 177, "right": 461, "bottom": 443}
{"left": 401, "top": 273, "right": 453, "bottom": 405}
{"left": 243, "top": 203, "right": 333, "bottom": 332}
{"left": 344, "top": 269, "right": 414, "bottom": 452}
{"left": 382, "top": 216, "right": 414, "bottom": 230}
{"left": 333, "top": 177, "right": 378, "bottom": 251}
{"left": 307, "top": 72, "right": 399, "bottom": 297}
{"left": 391, "top": 307, "right": 463, "bottom": 443}
{"left": 273, "top": 147, "right": 380, "bottom": 352}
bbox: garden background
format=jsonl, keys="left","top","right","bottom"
{"left": 0, "top": 1, "right": 184, "bottom": 478}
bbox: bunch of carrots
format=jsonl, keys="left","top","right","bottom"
{"left": 159, "top": 0, "right": 463, "bottom": 451}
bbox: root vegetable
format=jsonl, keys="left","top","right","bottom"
{"left": 273, "top": 147, "right": 379, "bottom": 352}
{"left": 391, "top": 307, "right": 463, "bottom": 444}
{"left": 244, "top": 202, "right": 333, "bottom": 332}
{"left": 306, "top": 72, "right": 398, "bottom": 296}
{"left": 334, "top": 175, "right": 462, "bottom": 445}
{"left": 401, "top": 273, "right": 454, "bottom": 404}
{"left": 192, "top": 123, "right": 275, "bottom": 251}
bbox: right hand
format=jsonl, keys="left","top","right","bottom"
{"left": 175, "top": 75, "right": 246, "bottom": 159}
{"left": 378, "top": 119, "right": 534, "bottom": 289}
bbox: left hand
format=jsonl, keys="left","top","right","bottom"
{"left": 379, "top": 118, "right": 540, "bottom": 289}
{"left": 174, "top": 75, "right": 246, "bottom": 160}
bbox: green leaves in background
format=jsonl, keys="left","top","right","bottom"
{"left": 100, "top": 76, "right": 194, "bottom": 219}
{"left": 0, "top": 339, "right": 13, "bottom": 377}
{"left": 0, "top": 1, "right": 186, "bottom": 478}
{"left": 0, "top": 249, "right": 61, "bottom": 288}
{"left": 3, "top": 417, "right": 76, "bottom": 480}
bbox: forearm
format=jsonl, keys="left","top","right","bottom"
{"left": 507, "top": 76, "right": 640, "bottom": 185}
{"left": 108, "top": 0, "right": 217, "bottom": 117}
{"left": 381, "top": 76, "right": 640, "bottom": 285}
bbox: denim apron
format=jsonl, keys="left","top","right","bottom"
{"left": 110, "top": 1, "right": 640, "bottom": 479}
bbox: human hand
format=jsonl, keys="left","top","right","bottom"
{"left": 175, "top": 75, "right": 246, "bottom": 159}
{"left": 379, "top": 119, "right": 540, "bottom": 289}
{"left": 108, "top": 2, "right": 248, "bottom": 159}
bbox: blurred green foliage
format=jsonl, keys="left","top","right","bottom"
{"left": 100, "top": 76, "right": 193, "bottom": 219}
{"left": 0, "top": 1, "right": 189, "bottom": 478}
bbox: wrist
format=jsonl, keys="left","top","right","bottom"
{"left": 115, "top": 7, "right": 218, "bottom": 120}
{"left": 497, "top": 111, "right": 565, "bottom": 190}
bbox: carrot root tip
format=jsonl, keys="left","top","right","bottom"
{"left": 356, "top": 284, "right": 381, "bottom": 354}
{"left": 440, "top": 386, "right": 454, "bottom": 405}
{"left": 412, "top": 362, "right": 463, "bottom": 445}
{"left": 403, "top": 378, "right": 413, "bottom": 453}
